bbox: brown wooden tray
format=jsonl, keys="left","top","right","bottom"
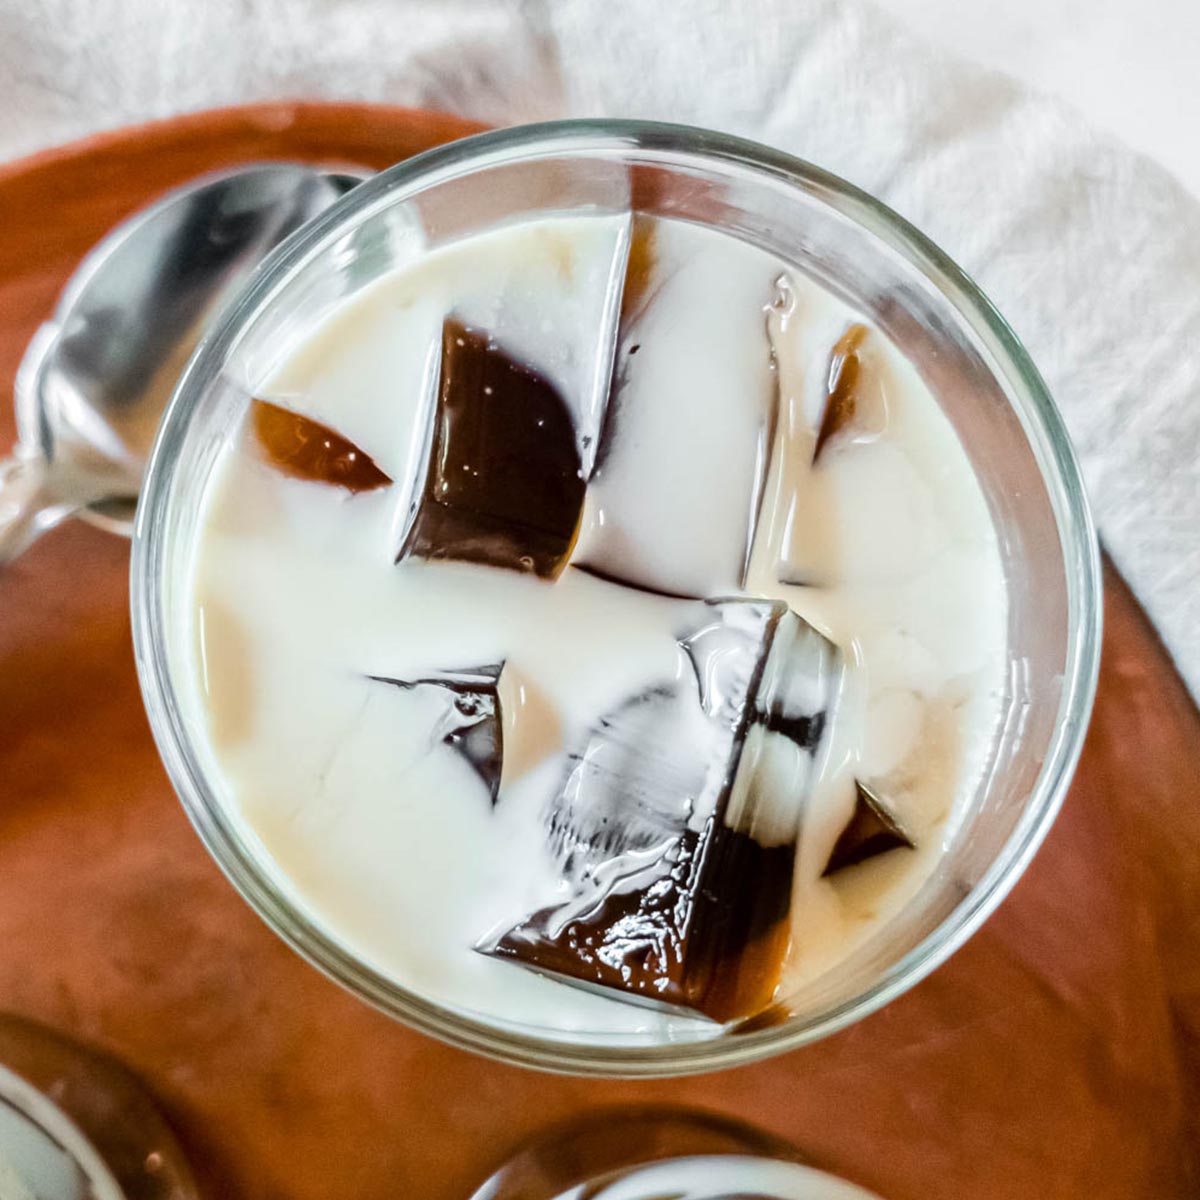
{"left": 1, "top": 103, "right": 1197, "bottom": 1200}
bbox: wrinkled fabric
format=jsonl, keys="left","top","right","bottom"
{"left": 1, "top": 0, "right": 1198, "bottom": 704}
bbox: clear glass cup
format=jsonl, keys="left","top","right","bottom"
{"left": 131, "top": 120, "right": 1102, "bottom": 1076}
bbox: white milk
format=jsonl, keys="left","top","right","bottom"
{"left": 185, "top": 214, "right": 1007, "bottom": 1041}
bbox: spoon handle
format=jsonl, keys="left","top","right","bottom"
{"left": 0, "top": 451, "right": 79, "bottom": 563}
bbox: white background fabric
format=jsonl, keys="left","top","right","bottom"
{"left": 875, "top": 0, "right": 1200, "bottom": 199}
{"left": 2, "top": 0, "right": 1198, "bottom": 700}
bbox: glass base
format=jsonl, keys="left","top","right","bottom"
{"left": 0, "top": 1013, "right": 198, "bottom": 1200}
{"left": 467, "top": 1106, "right": 885, "bottom": 1199}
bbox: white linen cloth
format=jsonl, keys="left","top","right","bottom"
{"left": 2, "top": 0, "right": 1198, "bottom": 700}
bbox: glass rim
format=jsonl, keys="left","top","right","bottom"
{"left": 131, "top": 118, "right": 1103, "bottom": 1076}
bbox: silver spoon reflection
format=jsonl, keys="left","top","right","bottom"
{"left": 0, "top": 162, "right": 365, "bottom": 562}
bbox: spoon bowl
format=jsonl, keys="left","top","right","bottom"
{"left": 0, "top": 161, "right": 365, "bottom": 561}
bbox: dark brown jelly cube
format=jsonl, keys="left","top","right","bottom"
{"left": 487, "top": 821, "right": 796, "bottom": 1024}
{"left": 821, "top": 780, "right": 915, "bottom": 876}
{"left": 619, "top": 213, "right": 659, "bottom": 321}
{"left": 252, "top": 399, "right": 391, "bottom": 492}
{"left": 480, "top": 599, "right": 843, "bottom": 1024}
{"left": 397, "top": 319, "right": 585, "bottom": 580}
{"left": 813, "top": 323, "right": 868, "bottom": 463}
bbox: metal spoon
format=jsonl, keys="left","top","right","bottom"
{"left": 0, "top": 162, "right": 366, "bottom": 563}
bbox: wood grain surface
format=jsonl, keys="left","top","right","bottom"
{"left": 0, "top": 103, "right": 1197, "bottom": 1200}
